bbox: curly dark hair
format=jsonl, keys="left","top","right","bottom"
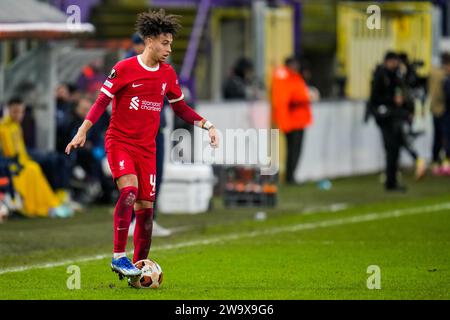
{"left": 136, "top": 9, "right": 182, "bottom": 39}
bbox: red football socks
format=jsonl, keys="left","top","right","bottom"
{"left": 113, "top": 186, "right": 138, "bottom": 254}
{"left": 133, "top": 208, "right": 154, "bottom": 263}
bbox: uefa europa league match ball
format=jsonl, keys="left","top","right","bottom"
{"left": 128, "top": 259, "right": 163, "bottom": 289}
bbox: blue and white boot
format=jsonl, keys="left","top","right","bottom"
{"left": 111, "top": 256, "right": 142, "bottom": 280}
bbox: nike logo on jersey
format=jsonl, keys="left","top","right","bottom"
{"left": 132, "top": 83, "right": 143, "bottom": 88}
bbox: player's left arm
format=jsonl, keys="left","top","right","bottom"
{"left": 171, "top": 99, "right": 218, "bottom": 148}
{"left": 167, "top": 70, "right": 218, "bottom": 148}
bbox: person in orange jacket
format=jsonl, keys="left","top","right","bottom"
{"left": 271, "top": 56, "right": 314, "bottom": 184}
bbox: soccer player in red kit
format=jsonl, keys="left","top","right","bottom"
{"left": 65, "top": 9, "right": 218, "bottom": 280}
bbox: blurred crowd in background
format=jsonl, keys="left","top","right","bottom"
{"left": 0, "top": 59, "right": 113, "bottom": 219}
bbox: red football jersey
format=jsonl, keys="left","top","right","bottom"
{"left": 100, "top": 55, "right": 185, "bottom": 153}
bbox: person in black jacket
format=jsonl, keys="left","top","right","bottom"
{"left": 369, "top": 51, "right": 409, "bottom": 191}
{"left": 223, "top": 57, "right": 261, "bottom": 100}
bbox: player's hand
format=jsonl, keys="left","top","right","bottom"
{"left": 65, "top": 130, "right": 87, "bottom": 155}
{"left": 208, "top": 127, "right": 219, "bottom": 148}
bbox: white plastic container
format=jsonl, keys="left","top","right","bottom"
{"left": 158, "top": 163, "right": 215, "bottom": 214}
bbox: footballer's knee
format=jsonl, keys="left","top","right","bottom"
{"left": 116, "top": 174, "right": 138, "bottom": 189}
{"left": 134, "top": 200, "right": 153, "bottom": 211}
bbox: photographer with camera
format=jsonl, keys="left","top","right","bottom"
{"left": 369, "top": 52, "right": 410, "bottom": 191}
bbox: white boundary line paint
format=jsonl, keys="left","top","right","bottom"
{"left": 1, "top": 202, "right": 449, "bottom": 275}
{"left": 302, "top": 203, "right": 350, "bottom": 215}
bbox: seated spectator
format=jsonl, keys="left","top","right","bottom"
{"left": 64, "top": 96, "right": 111, "bottom": 203}
{"left": 10, "top": 82, "right": 72, "bottom": 194}
{"left": 0, "top": 98, "right": 72, "bottom": 218}
{"left": 56, "top": 83, "right": 76, "bottom": 152}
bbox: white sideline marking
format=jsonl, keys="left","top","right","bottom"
{"left": 302, "top": 202, "right": 350, "bottom": 215}
{"left": 1, "top": 202, "right": 449, "bottom": 275}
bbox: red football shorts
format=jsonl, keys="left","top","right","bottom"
{"left": 106, "top": 143, "right": 157, "bottom": 202}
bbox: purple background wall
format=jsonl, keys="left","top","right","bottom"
{"left": 51, "top": 0, "right": 101, "bottom": 22}
{"left": 151, "top": 0, "right": 259, "bottom": 8}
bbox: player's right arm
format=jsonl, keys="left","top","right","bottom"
{"left": 66, "top": 62, "right": 125, "bottom": 155}
{"left": 65, "top": 92, "right": 111, "bottom": 154}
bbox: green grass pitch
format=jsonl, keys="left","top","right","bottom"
{"left": 0, "top": 173, "right": 449, "bottom": 299}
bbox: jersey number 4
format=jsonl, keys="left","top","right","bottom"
{"left": 150, "top": 174, "right": 156, "bottom": 197}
